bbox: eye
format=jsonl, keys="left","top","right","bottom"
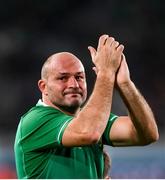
{"left": 58, "top": 76, "right": 68, "bottom": 81}
{"left": 76, "top": 76, "right": 84, "bottom": 81}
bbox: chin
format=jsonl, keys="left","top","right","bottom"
{"left": 66, "top": 97, "right": 83, "bottom": 106}
{"left": 67, "top": 101, "right": 82, "bottom": 107}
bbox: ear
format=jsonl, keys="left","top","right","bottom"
{"left": 38, "top": 79, "right": 48, "bottom": 96}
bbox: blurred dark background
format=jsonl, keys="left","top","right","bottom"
{"left": 0, "top": 0, "right": 164, "bottom": 178}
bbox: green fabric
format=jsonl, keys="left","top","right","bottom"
{"left": 103, "top": 113, "right": 118, "bottom": 146}
{"left": 14, "top": 103, "right": 118, "bottom": 179}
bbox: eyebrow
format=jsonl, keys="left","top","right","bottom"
{"left": 58, "top": 71, "right": 85, "bottom": 75}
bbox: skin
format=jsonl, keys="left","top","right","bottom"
{"left": 103, "top": 149, "right": 111, "bottom": 179}
{"left": 38, "top": 34, "right": 159, "bottom": 147}
{"left": 38, "top": 52, "right": 87, "bottom": 115}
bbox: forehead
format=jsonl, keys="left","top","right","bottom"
{"left": 50, "top": 54, "right": 85, "bottom": 75}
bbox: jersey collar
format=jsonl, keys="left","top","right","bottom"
{"left": 36, "top": 99, "right": 49, "bottom": 107}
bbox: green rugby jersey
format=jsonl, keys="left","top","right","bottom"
{"left": 14, "top": 101, "right": 118, "bottom": 179}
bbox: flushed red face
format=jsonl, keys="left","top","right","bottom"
{"left": 42, "top": 53, "right": 87, "bottom": 114}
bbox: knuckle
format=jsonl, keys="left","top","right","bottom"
{"left": 109, "top": 37, "right": 115, "bottom": 42}
{"left": 118, "top": 44, "right": 124, "bottom": 50}
{"left": 100, "top": 34, "right": 109, "bottom": 41}
{"left": 115, "top": 41, "right": 119, "bottom": 46}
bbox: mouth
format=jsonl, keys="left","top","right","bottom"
{"left": 63, "top": 91, "right": 83, "bottom": 97}
{"left": 64, "top": 93, "right": 81, "bottom": 97}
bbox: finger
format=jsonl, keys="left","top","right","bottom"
{"left": 117, "top": 44, "right": 124, "bottom": 52}
{"left": 111, "top": 41, "right": 119, "bottom": 49}
{"left": 106, "top": 37, "right": 115, "bottom": 47}
{"left": 92, "top": 67, "right": 98, "bottom": 75}
{"left": 97, "top": 34, "right": 109, "bottom": 51}
{"left": 88, "top": 46, "right": 96, "bottom": 60}
{"left": 121, "top": 53, "right": 125, "bottom": 61}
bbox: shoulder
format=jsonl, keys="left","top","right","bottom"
{"left": 20, "top": 106, "right": 72, "bottom": 135}
{"left": 22, "top": 105, "right": 61, "bottom": 120}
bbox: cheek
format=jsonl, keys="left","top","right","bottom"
{"left": 81, "top": 83, "right": 87, "bottom": 96}
{"left": 84, "top": 89, "right": 87, "bottom": 99}
{"left": 83, "top": 82, "right": 87, "bottom": 90}
{"left": 48, "top": 84, "right": 65, "bottom": 96}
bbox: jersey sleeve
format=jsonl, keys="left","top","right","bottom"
{"left": 102, "top": 113, "right": 118, "bottom": 146}
{"left": 20, "top": 106, "right": 73, "bottom": 152}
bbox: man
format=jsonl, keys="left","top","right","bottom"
{"left": 14, "top": 34, "right": 159, "bottom": 179}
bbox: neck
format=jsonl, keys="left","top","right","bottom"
{"left": 55, "top": 105, "right": 80, "bottom": 116}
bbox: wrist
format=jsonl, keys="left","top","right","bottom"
{"left": 117, "top": 79, "right": 134, "bottom": 90}
{"left": 97, "top": 71, "right": 116, "bottom": 83}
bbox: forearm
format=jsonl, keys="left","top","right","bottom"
{"left": 62, "top": 35, "right": 124, "bottom": 146}
{"left": 81, "top": 73, "right": 115, "bottom": 129}
{"left": 69, "top": 73, "right": 115, "bottom": 143}
{"left": 117, "top": 80, "right": 159, "bottom": 144}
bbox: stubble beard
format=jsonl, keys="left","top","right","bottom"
{"left": 52, "top": 98, "right": 85, "bottom": 115}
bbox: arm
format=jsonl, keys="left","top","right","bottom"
{"left": 110, "top": 55, "right": 159, "bottom": 146}
{"left": 62, "top": 35, "right": 124, "bottom": 146}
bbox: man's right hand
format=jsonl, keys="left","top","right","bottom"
{"left": 88, "top": 34, "right": 124, "bottom": 76}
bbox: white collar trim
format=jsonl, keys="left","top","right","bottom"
{"left": 37, "top": 99, "right": 49, "bottom": 107}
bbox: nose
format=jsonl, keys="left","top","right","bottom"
{"left": 67, "top": 77, "right": 79, "bottom": 88}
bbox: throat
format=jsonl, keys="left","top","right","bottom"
{"left": 53, "top": 103, "right": 80, "bottom": 116}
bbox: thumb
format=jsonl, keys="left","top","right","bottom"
{"left": 88, "top": 46, "right": 96, "bottom": 60}
{"left": 92, "top": 67, "right": 98, "bottom": 75}
{"left": 121, "top": 53, "right": 126, "bottom": 61}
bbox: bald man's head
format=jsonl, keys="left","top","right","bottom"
{"left": 38, "top": 52, "right": 87, "bottom": 114}
{"left": 41, "top": 52, "right": 85, "bottom": 80}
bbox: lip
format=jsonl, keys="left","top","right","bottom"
{"left": 65, "top": 93, "right": 81, "bottom": 96}
{"left": 64, "top": 91, "right": 82, "bottom": 96}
